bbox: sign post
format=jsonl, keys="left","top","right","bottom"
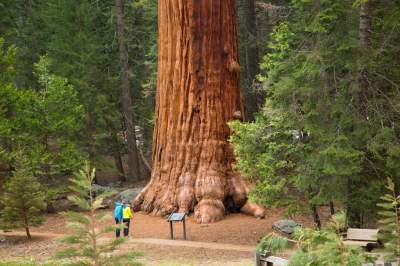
{"left": 167, "top": 212, "right": 187, "bottom": 240}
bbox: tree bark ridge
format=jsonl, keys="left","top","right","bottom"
{"left": 133, "top": 0, "right": 265, "bottom": 223}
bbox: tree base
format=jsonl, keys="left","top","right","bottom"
{"left": 132, "top": 171, "right": 265, "bottom": 223}
{"left": 139, "top": 0, "right": 261, "bottom": 224}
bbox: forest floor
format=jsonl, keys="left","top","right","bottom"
{"left": 0, "top": 207, "right": 330, "bottom": 265}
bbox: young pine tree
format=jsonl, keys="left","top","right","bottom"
{"left": 377, "top": 178, "right": 400, "bottom": 263}
{"left": 0, "top": 156, "right": 46, "bottom": 239}
{"left": 57, "top": 162, "right": 141, "bottom": 266}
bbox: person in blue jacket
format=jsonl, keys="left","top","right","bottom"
{"left": 114, "top": 201, "right": 123, "bottom": 238}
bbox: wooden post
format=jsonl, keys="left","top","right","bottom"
{"left": 254, "top": 251, "right": 261, "bottom": 266}
{"left": 169, "top": 221, "right": 174, "bottom": 239}
{"left": 183, "top": 218, "right": 187, "bottom": 240}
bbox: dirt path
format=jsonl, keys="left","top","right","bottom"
{"left": 21, "top": 208, "right": 328, "bottom": 245}
{"left": 1, "top": 231, "right": 64, "bottom": 238}
{"left": 0, "top": 208, "right": 330, "bottom": 265}
{"left": 0, "top": 233, "right": 255, "bottom": 266}
{"left": 0, "top": 232, "right": 255, "bottom": 253}
{"left": 130, "top": 238, "right": 254, "bottom": 252}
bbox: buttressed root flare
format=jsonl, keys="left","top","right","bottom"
{"left": 133, "top": 170, "right": 265, "bottom": 223}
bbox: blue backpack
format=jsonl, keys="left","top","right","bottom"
{"left": 114, "top": 202, "right": 123, "bottom": 222}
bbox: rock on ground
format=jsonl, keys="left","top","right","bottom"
{"left": 272, "top": 219, "right": 302, "bottom": 235}
{"left": 118, "top": 188, "right": 144, "bottom": 202}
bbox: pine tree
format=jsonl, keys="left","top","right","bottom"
{"left": 0, "top": 37, "right": 16, "bottom": 170}
{"left": 0, "top": 54, "right": 85, "bottom": 180}
{"left": 377, "top": 178, "right": 400, "bottom": 263}
{"left": 56, "top": 162, "right": 141, "bottom": 266}
{"left": 115, "top": 0, "right": 141, "bottom": 181}
{"left": 230, "top": 0, "right": 400, "bottom": 227}
{"left": 0, "top": 0, "right": 158, "bottom": 179}
{"left": 0, "top": 155, "right": 46, "bottom": 239}
{"left": 36, "top": 0, "right": 156, "bottom": 176}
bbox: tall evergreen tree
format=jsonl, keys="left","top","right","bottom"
{"left": 0, "top": 43, "right": 84, "bottom": 180}
{"left": 1, "top": 0, "right": 158, "bottom": 180}
{"left": 115, "top": 0, "right": 141, "bottom": 181}
{"left": 236, "top": 0, "right": 263, "bottom": 120}
{"left": 230, "top": 0, "right": 400, "bottom": 226}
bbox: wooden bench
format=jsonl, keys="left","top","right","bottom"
{"left": 362, "top": 262, "right": 398, "bottom": 266}
{"left": 343, "top": 228, "right": 380, "bottom": 251}
{"left": 254, "top": 252, "right": 289, "bottom": 266}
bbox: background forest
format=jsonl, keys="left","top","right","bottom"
{"left": 0, "top": 0, "right": 399, "bottom": 230}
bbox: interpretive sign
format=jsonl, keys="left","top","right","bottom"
{"left": 167, "top": 213, "right": 186, "bottom": 222}
{"left": 167, "top": 212, "right": 187, "bottom": 240}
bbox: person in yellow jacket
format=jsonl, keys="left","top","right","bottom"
{"left": 122, "top": 200, "right": 133, "bottom": 237}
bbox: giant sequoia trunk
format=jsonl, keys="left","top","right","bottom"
{"left": 133, "top": 0, "right": 265, "bottom": 223}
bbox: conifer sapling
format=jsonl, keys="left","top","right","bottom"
{"left": 0, "top": 156, "right": 45, "bottom": 239}
{"left": 57, "top": 162, "right": 141, "bottom": 266}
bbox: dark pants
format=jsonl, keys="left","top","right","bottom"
{"left": 123, "top": 218, "right": 130, "bottom": 237}
{"left": 115, "top": 218, "right": 121, "bottom": 238}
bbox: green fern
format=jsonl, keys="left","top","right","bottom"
{"left": 377, "top": 177, "right": 400, "bottom": 262}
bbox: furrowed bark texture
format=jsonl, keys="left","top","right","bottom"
{"left": 133, "top": 0, "right": 265, "bottom": 223}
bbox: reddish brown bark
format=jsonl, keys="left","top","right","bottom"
{"left": 133, "top": 0, "right": 265, "bottom": 223}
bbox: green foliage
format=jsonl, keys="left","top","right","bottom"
{"left": 107, "top": 251, "right": 143, "bottom": 266}
{"left": 56, "top": 162, "right": 140, "bottom": 266}
{"left": 0, "top": 252, "right": 142, "bottom": 266}
{"left": 0, "top": 0, "right": 158, "bottom": 178}
{"left": 0, "top": 262, "right": 38, "bottom": 266}
{"left": 287, "top": 215, "right": 372, "bottom": 266}
{"left": 257, "top": 213, "right": 374, "bottom": 266}
{"left": 0, "top": 50, "right": 85, "bottom": 180}
{"left": 0, "top": 37, "right": 15, "bottom": 84}
{"left": 0, "top": 37, "right": 16, "bottom": 165}
{"left": 0, "top": 155, "right": 46, "bottom": 238}
{"left": 230, "top": 0, "right": 400, "bottom": 226}
{"left": 37, "top": 0, "right": 157, "bottom": 165}
{"left": 256, "top": 233, "right": 292, "bottom": 254}
{"left": 229, "top": 116, "right": 297, "bottom": 209}
{"left": 377, "top": 178, "right": 400, "bottom": 262}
